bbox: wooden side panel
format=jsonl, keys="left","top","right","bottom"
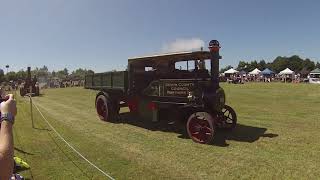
{"left": 112, "top": 72, "right": 125, "bottom": 88}
{"left": 93, "top": 74, "right": 102, "bottom": 86}
{"left": 102, "top": 73, "right": 112, "bottom": 86}
{"left": 84, "top": 71, "right": 128, "bottom": 93}
{"left": 84, "top": 75, "right": 93, "bottom": 88}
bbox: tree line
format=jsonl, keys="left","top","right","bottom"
{"left": 220, "top": 55, "right": 320, "bottom": 73}
{"left": 0, "top": 66, "right": 94, "bottom": 82}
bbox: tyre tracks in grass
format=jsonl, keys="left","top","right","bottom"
{"left": 14, "top": 98, "right": 96, "bottom": 179}
{"left": 31, "top": 95, "right": 202, "bottom": 179}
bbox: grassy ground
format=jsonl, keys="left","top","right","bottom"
{"left": 12, "top": 83, "right": 320, "bottom": 179}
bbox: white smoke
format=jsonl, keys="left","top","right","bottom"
{"left": 162, "top": 38, "right": 205, "bottom": 53}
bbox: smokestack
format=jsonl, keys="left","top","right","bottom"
{"left": 27, "top": 67, "right": 31, "bottom": 84}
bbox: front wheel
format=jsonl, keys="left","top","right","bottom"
{"left": 217, "top": 105, "right": 237, "bottom": 130}
{"left": 186, "top": 112, "right": 215, "bottom": 144}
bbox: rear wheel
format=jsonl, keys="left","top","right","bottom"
{"left": 95, "top": 94, "right": 116, "bottom": 121}
{"left": 187, "top": 112, "right": 215, "bottom": 144}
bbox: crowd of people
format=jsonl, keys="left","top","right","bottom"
{"left": 221, "top": 67, "right": 320, "bottom": 84}
{"left": 223, "top": 74, "right": 305, "bottom": 84}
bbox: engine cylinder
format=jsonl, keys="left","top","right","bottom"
{"left": 202, "top": 87, "right": 225, "bottom": 112}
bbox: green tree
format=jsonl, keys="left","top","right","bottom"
{"left": 63, "top": 68, "right": 69, "bottom": 76}
{"left": 257, "top": 60, "right": 266, "bottom": 70}
{"left": 249, "top": 60, "right": 258, "bottom": 71}
{"left": 236, "top": 61, "right": 249, "bottom": 71}
{"left": 302, "top": 58, "right": 315, "bottom": 71}
{"left": 37, "top": 65, "right": 49, "bottom": 77}
{"left": 16, "top": 70, "right": 27, "bottom": 80}
{"left": 40, "top": 65, "right": 48, "bottom": 72}
{"left": 271, "top": 56, "right": 288, "bottom": 73}
{"left": 287, "top": 55, "right": 303, "bottom": 71}
{"left": 0, "top": 69, "right": 4, "bottom": 82}
{"left": 87, "top": 70, "right": 94, "bottom": 75}
{"left": 241, "top": 55, "right": 313, "bottom": 73}
{"left": 71, "top": 68, "right": 86, "bottom": 79}
{"left": 56, "top": 68, "right": 69, "bottom": 80}
{"left": 265, "top": 62, "right": 273, "bottom": 70}
{"left": 5, "top": 71, "right": 17, "bottom": 81}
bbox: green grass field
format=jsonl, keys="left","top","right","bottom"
{"left": 12, "top": 83, "right": 320, "bottom": 179}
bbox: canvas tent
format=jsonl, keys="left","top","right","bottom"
{"left": 249, "top": 68, "right": 261, "bottom": 75}
{"left": 239, "top": 70, "right": 247, "bottom": 75}
{"left": 310, "top": 68, "right": 320, "bottom": 75}
{"left": 224, "top": 68, "right": 239, "bottom": 74}
{"left": 279, "top": 68, "right": 294, "bottom": 83}
{"left": 261, "top": 68, "right": 274, "bottom": 75}
{"left": 279, "top": 68, "right": 294, "bottom": 75}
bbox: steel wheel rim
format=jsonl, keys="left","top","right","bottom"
{"left": 188, "top": 114, "right": 214, "bottom": 143}
{"left": 97, "top": 98, "right": 108, "bottom": 120}
{"left": 220, "top": 106, "right": 235, "bottom": 128}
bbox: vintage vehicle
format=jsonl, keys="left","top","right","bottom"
{"left": 309, "top": 68, "right": 320, "bottom": 84}
{"left": 85, "top": 40, "right": 237, "bottom": 144}
{"left": 20, "top": 67, "right": 40, "bottom": 96}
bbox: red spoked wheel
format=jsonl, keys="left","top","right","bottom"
{"left": 95, "top": 95, "right": 110, "bottom": 121}
{"left": 127, "top": 97, "right": 139, "bottom": 113}
{"left": 187, "top": 112, "right": 215, "bottom": 144}
{"left": 217, "top": 105, "right": 237, "bottom": 130}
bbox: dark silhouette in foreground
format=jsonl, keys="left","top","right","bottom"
{"left": 211, "top": 124, "right": 278, "bottom": 147}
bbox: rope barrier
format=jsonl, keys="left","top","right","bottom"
{"left": 28, "top": 96, "right": 115, "bottom": 180}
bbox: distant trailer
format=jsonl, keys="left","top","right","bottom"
{"left": 309, "top": 78, "right": 320, "bottom": 84}
{"left": 309, "top": 68, "right": 320, "bottom": 84}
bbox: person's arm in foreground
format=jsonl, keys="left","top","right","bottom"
{"left": 0, "top": 94, "right": 17, "bottom": 180}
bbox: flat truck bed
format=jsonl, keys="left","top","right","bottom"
{"left": 84, "top": 71, "right": 128, "bottom": 92}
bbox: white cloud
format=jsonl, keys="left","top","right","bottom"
{"left": 162, "top": 38, "right": 205, "bottom": 53}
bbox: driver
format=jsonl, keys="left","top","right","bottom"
{"left": 197, "top": 60, "right": 206, "bottom": 70}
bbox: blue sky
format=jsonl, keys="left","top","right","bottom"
{"left": 0, "top": 0, "right": 319, "bottom": 73}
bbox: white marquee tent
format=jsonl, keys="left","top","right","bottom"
{"left": 224, "top": 68, "right": 239, "bottom": 74}
{"left": 249, "top": 68, "right": 261, "bottom": 75}
{"left": 279, "top": 68, "right": 294, "bottom": 83}
{"left": 279, "top": 68, "right": 294, "bottom": 75}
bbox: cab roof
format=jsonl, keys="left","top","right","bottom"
{"left": 128, "top": 51, "right": 211, "bottom": 64}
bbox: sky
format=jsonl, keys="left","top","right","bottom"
{"left": 0, "top": 0, "right": 320, "bottom": 73}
